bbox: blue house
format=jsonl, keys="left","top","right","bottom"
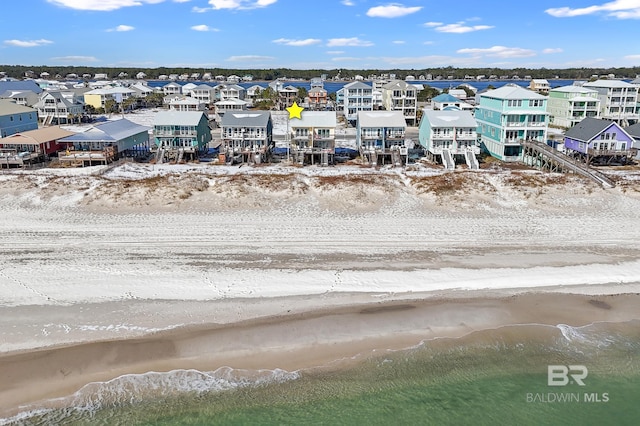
{"left": 0, "top": 99, "right": 39, "bottom": 138}
{"left": 152, "top": 111, "right": 212, "bottom": 162}
{"left": 564, "top": 117, "right": 636, "bottom": 165}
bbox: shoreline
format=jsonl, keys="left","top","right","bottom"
{"left": 1, "top": 289, "right": 640, "bottom": 418}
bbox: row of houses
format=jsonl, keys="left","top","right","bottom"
{"left": 1, "top": 76, "right": 640, "bottom": 170}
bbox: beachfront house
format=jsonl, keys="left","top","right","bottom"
{"left": 418, "top": 109, "right": 479, "bottom": 170}
{"left": 546, "top": 85, "right": 601, "bottom": 130}
{"left": 0, "top": 100, "right": 38, "bottom": 138}
{"left": 381, "top": 80, "right": 418, "bottom": 126}
{"left": 356, "top": 110, "right": 407, "bottom": 166}
{"left": 343, "top": 81, "right": 374, "bottom": 125}
{"left": 220, "top": 111, "right": 272, "bottom": 164}
{"left": 57, "top": 118, "right": 150, "bottom": 166}
{"left": 0, "top": 126, "right": 75, "bottom": 167}
{"left": 34, "top": 90, "right": 85, "bottom": 125}
{"left": 289, "top": 111, "right": 337, "bottom": 166}
{"left": 563, "top": 117, "right": 637, "bottom": 165}
{"left": 475, "top": 84, "right": 549, "bottom": 162}
{"left": 582, "top": 79, "right": 639, "bottom": 126}
{"left": 152, "top": 111, "right": 211, "bottom": 163}
{"left": 625, "top": 123, "right": 640, "bottom": 152}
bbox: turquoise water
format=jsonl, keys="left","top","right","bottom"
{"left": 6, "top": 320, "right": 640, "bottom": 426}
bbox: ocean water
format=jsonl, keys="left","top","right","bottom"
{"left": 5, "top": 320, "right": 640, "bottom": 426}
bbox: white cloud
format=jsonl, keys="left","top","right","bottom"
{"left": 326, "top": 50, "right": 345, "bottom": 54}
{"left": 327, "top": 37, "right": 374, "bottom": 47}
{"left": 46, "top": 0, "right": 164, "bottom": 11}
{"left": 226, "top": 55, "right": 274, "bottom": 61}
{"left": 546, "top": 0, "right": 640, "bottom": 19}
{"left": 51, "top": 55, "right": 99, "bottom": 62}
{"left": 191, "top": 24, "right": 220, "bottom": 31}
{"left": 208, "top": 0, "right": 276, "bottom": 9}
{"left": 624, "top": 54, "right": 640, "bottom": 60}
{"left": 273, "top": 38, "right": 322, "bottom": 46}
{"left": 3, "top": 39, "right": 53, "bottom": 47}
{"left": 341, "top": 0, "right": 355, "bottom": 5}
{"left": 174, "top": 0, "right": 191, "bottom": 2}
{"left": 107, "top": 25, "right": 135, "bottom": 32}
{"left": 431, "top": 22, "right": 494, "bottom": 33}
{"left": 542, "top": 48, "right": 563, "bottom": 54}
{"left": 393, "top": 40, "right": 405, "bottom": 44}
{"left": 457, "top": 45, "right": 537, "bottom": 58}
{"left": 423, "top": 22, "right": 443, "bottom": 27}
{"left": 366, "top": 4, "right": 422, "bottom": 18}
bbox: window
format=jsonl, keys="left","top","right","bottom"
{"left": 529, "top": 100, "right": 543, "bottom": 107}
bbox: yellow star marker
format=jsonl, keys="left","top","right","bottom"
{"left": 286, "top": 102, "right": 304, "bottom": 120}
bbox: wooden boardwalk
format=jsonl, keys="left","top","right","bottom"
{"left": 522, "top": 140, "right": 615, "bottom": 188}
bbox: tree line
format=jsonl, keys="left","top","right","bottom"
{"left": 2, "top": 65, "right": 640, "bottom": 81}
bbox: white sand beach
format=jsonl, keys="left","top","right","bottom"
{"left": 1, "top": 161, "right": 640, "bottom": 418}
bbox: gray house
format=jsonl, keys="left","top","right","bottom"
{"left": 220, "top": 111, "right": 273, "bottom": 164}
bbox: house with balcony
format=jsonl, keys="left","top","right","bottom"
{"left": 0, "top": 100, "right": 38, "bottom": 138}
{"left": 214, "top": 98, "right": 248, "bottom": 122}
{"left": 245, "top": 84, "right": 265, "bottom": 106}
{"left": 152, "top": 111, "right": 211, "bottom": 163}
{"left": 162, "top": 82, "right": 183, "bottom": 96}
{"left": 343, "top": 81, "right": 373, "bottom": 125}
{"left": 57, "top": 118, "right": 150, "bottom": 166}
{"left": 289, "top": 111, "right": 337, "bottom": 166}
{"left": 307, "top": 86, "right": 328, "bottom": 110}
{"left": 83, "top": 87, "right": 135, "bottom": 110}
{"left": 268, "top": 81, "right": 297, "bottom": 110}
{"left": 418, "top": 109, "right": 480, "bottom": 170}
{"left": 625, "top": 122, "right": 640, "bottom": 153}
{"left": 381, "top": 80, "right": 418, "bottom": 126}
{"left": 220, "top": 111, "right": 272, "bottom": 164}
{"left": 475, "top": 84, "right": 549, "bottom": 162}
{"left": 216, "top": 83, "right": 246, "bottom": 102}
{"left": 563, "top": 117, "right": 637, "bottom": 165}
{"left": 0, "top": 126, "right": 74, "bottom": 167}
{"left": 191, "top": 84, "right": 216, "bottom": 106}
{"left": 547, "top": 85, "right": 600, "bottom": 130}
{"left": 168, "top": 97, "right": 207, "bottom": 113}
{"left": 34, "top": 90, "right": 85, "bottom": 125}
{"left": 582, "top": 79, "right": 639, "bottom": 126}
{"left": 357, "top": 110, "right": 407, "bottom": 166}
{"left": 0, "top": 90, "right": 39, "bottom": 107}
{"left": 529, "top": 79, "right": 550, "bottom": 95}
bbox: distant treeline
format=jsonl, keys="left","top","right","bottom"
{"left": 1, "top": 65, "right": 640, "bottom": 81}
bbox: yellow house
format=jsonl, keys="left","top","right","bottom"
{"left": 83, "top": 87, "right": 135, "bottom": 110}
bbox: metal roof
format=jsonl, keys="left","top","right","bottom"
{"left": 422, "top": 110, "right": 477, "bottom": 128}
{"left": 481, "top": 84, "right": 547, "bottom": 100}
{"left": 221, "top": 111, "right": 271, "bottom": 127}
{"left": 290, "top": 111, "right": 337, "bottom": 128}
{"left": 59, "top": 118, "right": 150, "bottom": 143}
{"left": 153, "top": 111, "right": 207, "bottom": 126}
{"left": 357, "top": 111, "right": 406, "bottom": 128}
{"left": 0, "top": 99, "right": 37, "bottom": 115}
{"left": 0, "top": 126, "right": 74, "bottom": 145}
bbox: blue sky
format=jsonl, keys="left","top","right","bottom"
{"left": 1, "top": 0, "right": 640, "bottom": 70}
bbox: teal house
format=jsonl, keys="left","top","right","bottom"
{"left": 475, "top": 84, "right": 549, "bottom": 161}
{"left": 152, "top": 111, "right": 212, "bottom": 162}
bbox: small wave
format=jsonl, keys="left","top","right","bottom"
{"left": 0, "top": 367, "right": 299, "bottom": 425}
